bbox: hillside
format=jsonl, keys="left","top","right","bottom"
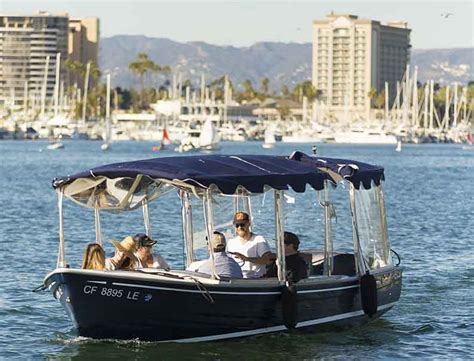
{"left": 99, "top": 35, "right": 473, "bottom": 90}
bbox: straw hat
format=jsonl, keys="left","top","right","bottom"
{"left": 111, "top": 236, "right": 138, "bottom": 261}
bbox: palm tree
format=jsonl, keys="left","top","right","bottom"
{"left": 260, "top": 78, "right": 269, "bottom": 98}
{"left": 129, "top": 53, "right": 170, "bottom": 108}
{"left": 367, "top": 87, "right": 377, "bottom": 108}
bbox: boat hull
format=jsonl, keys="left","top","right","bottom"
{"left": 45, "top": 267, "right": 402, "bottom": 342}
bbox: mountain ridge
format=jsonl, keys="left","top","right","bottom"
{"left": 99, "top": 35, "right": 473, "bottom": 91}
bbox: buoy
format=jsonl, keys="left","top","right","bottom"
{"left": 360, "top": 271, "right": 378, "bottom": 317}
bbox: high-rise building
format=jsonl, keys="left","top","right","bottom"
{"left": 0, "top": 12, "right": 68, "bottom": 107}
{"left": 68, "top": 17, "right": 99, "bottom": 65}
{"left": 0, "top": 12, "right": 99, "bottom": 108}
{"left": 312, "top": 13, "right": 411, "bottom": 115}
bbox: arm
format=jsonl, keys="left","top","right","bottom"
{"left": 232, "top": 251, "right": 275, "bottom": 265}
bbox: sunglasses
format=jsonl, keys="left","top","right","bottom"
{"left": 235, "top": 223, "right": 248, "bottom": 228}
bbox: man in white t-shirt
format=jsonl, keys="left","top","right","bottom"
{"left": 226, "top": 211, "right": 275, "bottom": 278}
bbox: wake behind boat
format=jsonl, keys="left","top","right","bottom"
{"left": 38, "top": 152, "right": 403, "bottom": 342}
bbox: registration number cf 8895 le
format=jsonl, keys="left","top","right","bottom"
{"left": 83, "top": 285, "right": 140, "bottom": 301}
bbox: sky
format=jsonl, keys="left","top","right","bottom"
{"left": 2, "top": 0, "right": 473, "bottom": 49}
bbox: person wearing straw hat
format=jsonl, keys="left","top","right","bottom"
{"left": 197, "top": 232, "right": 243, "bottom": 278}
{"left": 105, "top": 236, "right": 139, "bottom": 271}
{"left": 133, "top": 233, "right": 169, "bottom": 270}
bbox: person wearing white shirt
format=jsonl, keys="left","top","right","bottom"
{"left": 226, "top": 211, "right": 275, "bottom": 278}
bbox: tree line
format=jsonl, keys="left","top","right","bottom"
{"left": 64, "top": 53, "right": 473, "bottom": 120}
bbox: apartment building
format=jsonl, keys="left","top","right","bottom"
{"left": 0, "top": 12, "right": 68, "bottom": 107}
{"left": 312, "top": 13, "right": 411, "bottom": 115}
{"left": 0, "top": 12, "right": 99, "bottom": 107}
{"left": 68, "top": 17, "right": 99, "bottom": 65}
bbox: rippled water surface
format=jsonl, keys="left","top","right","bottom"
{"left": 0, "top": 140, "right": 472, "bottom": 359}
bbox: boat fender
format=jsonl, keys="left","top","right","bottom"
{"left": 360, "top": 271, "right": 378, "bottom": 317}
{"left": 281, "top": 281, "right": 298, "bottom": 329}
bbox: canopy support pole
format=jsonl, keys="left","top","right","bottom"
{"left": 56, "top": 189, "right": 66, "bottom": 268}
{"left": 142, "top": 201, "right": 151, "bottom": 237}
{"left": 274, "top": 190, "right": 286, "bottom": 282}
{"left": 322, "top": 182, "right": 333, "bottom": 276}
{"left": 203, "top": 190, "right": 218, "bottom": 280}
{"left": 376, "top": 184, "right": 391, "bottom": 263}
{"left": 349, "top": 184, "right": 366, "bottom": 275}
{"left": 94, "top": 207, "right": 102, "bottom": 245}
{"left": 180, "top": 191, "right": 194, "bottom": 267}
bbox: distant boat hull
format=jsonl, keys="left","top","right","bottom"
{"left": 45, "top": 266, "right": 402, "bottom": 342}
{"left": 334, "top": 131, "right": 397, "bottom": 145}
{"left": 47, "top": 142, "right": 64, "bottom": 150}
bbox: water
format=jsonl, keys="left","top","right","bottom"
{"left": 0, "top": 140, "right": 472, "bottom": 359}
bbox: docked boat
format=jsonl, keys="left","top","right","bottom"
{"left": 334, "top": 128, "right": 397, "bottom": 145}
{"left": 262, "top": 127, "right": 276, "bottom": 149}
{"left": 176, "top": 119, "right": 220, "bottom": 152}
{"left": 38, "top": 151, "right": 403, "bottom": 342}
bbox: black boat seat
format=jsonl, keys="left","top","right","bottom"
{"left": 311, "top": 253, "right": 356, "bottom": 276}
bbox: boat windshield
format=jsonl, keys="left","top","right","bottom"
{"left": 354, "top": 183, "right": 392, "bottom": 269}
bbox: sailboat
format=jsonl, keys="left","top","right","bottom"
{"left": 462, "top": 133, "right": 474, "bottom": 151}
{"left": 47, "top": 133, "right": 64, "bottom": 150}
{"left": 395, "top": 139, "right": 402, "bottom": 152}
{"left": 153, "top": 127, "right": 171, "bottom": 151}
{"left": 262, "top": 127, "right": 276, "bottom": 149}
{"left": 176, "top": 119, "right": 220, "bottom": 153}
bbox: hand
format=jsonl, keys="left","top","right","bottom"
{"left": 231, "top": 252, "right": 248, "bottom": 262}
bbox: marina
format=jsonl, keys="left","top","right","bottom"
{"left": 0, "top": 3, "right": 472, "bottom": 359}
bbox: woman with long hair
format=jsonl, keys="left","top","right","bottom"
{"left": 82, "top": 243, "right": 106, "bottom": 270}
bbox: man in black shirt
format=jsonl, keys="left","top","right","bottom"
{"left": 266, "top": 231, "right": 308, "bottom": 283}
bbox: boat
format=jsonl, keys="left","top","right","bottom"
{"left": 152, "top": 127, "right": 171, "bottom": 151}
{"left": 47, "top": 141, "right": 64, "bottom": 150}
{"left": 37, "top": 151, "right": 403, "bottom": 342}
{"left": 47, "top": 135, "right": 65, "bottom": 150}
{"left": 176, "top": 120, "right": 220, "bottom": 152}
{"left": 334, "top": 128, "right": 397, "bottom": 145}
{"left": 262, "top": 127, "right": 276, "bottom": 149}
{"left": 462, "top": 132, "right": 474, "bottom": 151}
{"left": 395, "top": 140, "right": 402, "bottom": 152}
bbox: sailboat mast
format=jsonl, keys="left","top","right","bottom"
{"left": 53, "top": 52, "right": 61, "bottom": 116}
{"left": 40, "top": 55, "right": 50, "bottom": 117}
{"left": 82, "top": 61, "right": 91, "bottom": 124}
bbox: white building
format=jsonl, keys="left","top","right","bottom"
{"left": 312, "top": 13, "right": 411, "bottom": 117}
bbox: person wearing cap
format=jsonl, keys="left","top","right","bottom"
{"left": 105, "top": 236, "right": 139, "bottom": 271}
{"left": 133, "top": 233, "right": 170, "bottom": 270}
{"left": 196, "top": 232, "right": 243, "bottom": 278}
{"left": 266, "top": 231, "right": 308, "bottom": 283}
{"left": 226, "top": 211, "right": 275, "bottom": 279}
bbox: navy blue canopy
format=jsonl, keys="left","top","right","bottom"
{"left": 289, "top": 151, "right": 384, "bottom": 189}
{"left": 53, "top": 154, "right": 330, "bottom": 194}
{"left": 52, "top": 152, "right": 385, "bottom": 194}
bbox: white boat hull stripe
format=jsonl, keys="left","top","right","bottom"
{"left": 111, "top": 282, "right": 359, "bottom": 295}
{"left": 168, "top": 301, "right": 398, "bottom": 343}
